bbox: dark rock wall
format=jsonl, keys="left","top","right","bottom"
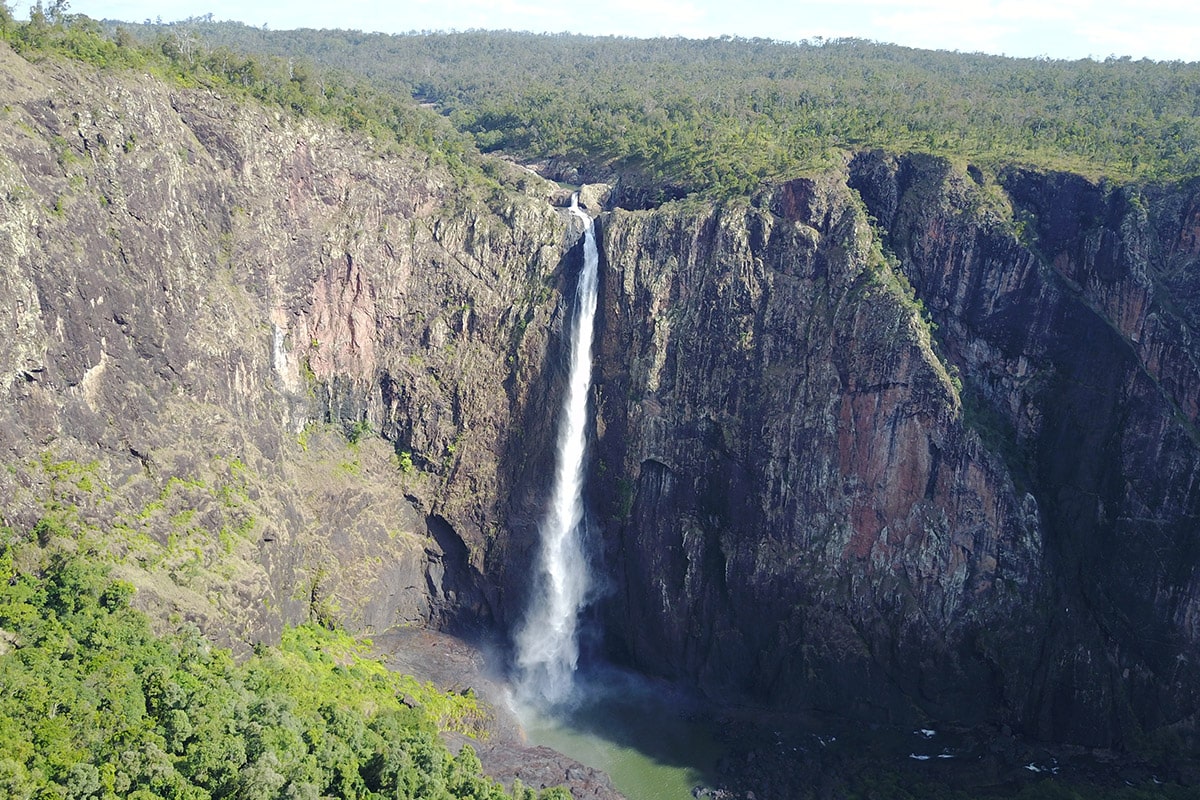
{"left": 593, "top": 178, "right": 1043, "bottom": 729}
{"left": 848, "top": 152, "right": 1200, "bottom": 745}
{"left": 592, "top": 156, "right": 1200, "bottom": 747}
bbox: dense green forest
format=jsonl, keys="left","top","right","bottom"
{"left": 113, "top": 20, "right": 1200, "bottom": 197}
{"left": 10, "top": 7, "right": 1200, "bottom": 199}
{"left": 0, "top": 531, "right": 573, "bottom": 800}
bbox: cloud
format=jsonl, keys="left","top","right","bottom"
{"left": 609, "top": 0, "right": 705, "bottom": 22}
{"left": 1077, "top": 19, "right": 1200, "bottom": 60}
{"left": 869, "top": 6, "right": 1013, "bottom": 53}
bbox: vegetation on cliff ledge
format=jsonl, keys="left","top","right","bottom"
{"left": 0, "top": 533, "right": 564, "bottom": 800}
{"left": 0, "top": 3, "right": 491, "bottom": 188}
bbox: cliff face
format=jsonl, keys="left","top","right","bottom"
{"left": 0, "top": 43, "right": 569, "bottom": 647}
{"left": 590, "top": 155, "right": 1200, "bottom": 747}
{"left": 592, "top": 179, "right": 1045, "bottom": 729}
{"left": 5, "top": 42, "right": 1200, "bottom": 755}
{"left": 849, "top": 153, "right": 1200, "bottom": 744}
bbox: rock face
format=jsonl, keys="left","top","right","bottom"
{"left": 849, "top": 152, "right": 1200, "bottom": 746}
{"left": 4, "top": 42, "right": 1200, "bottom": 761}
{"left": 592, "top": 179, "right": 1044, "bottom": 730}
{"left": 0, "top": 43, "right": 572, "bottom": 648}
{"left": 589, "top": 155, "right": 1200, "bottom": 749}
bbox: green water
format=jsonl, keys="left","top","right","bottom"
{"left": 518, "top": 677, "right": 722, "bottom": 800}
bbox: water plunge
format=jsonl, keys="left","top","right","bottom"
{"left": 520, "top": 667, "right": 722, "bottom": 800}
{"left": 507, "top": 197, "right": 727, "bottom": 800}
{"left": 514, "top": 194, "right": 600, "bottom": 706}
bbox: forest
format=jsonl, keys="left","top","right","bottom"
{"left": 8, "top": 9, "right": 1199, "bottom": 200}
{"left": 113, "top": 19, "right": 1200, "bottom": 198}
{"left": 0, "top": 526, "right": 572, "bottom": 800}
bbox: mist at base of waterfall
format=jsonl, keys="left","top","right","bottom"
{"left": 511, "top": 665, "right": 723, "bottom": 800}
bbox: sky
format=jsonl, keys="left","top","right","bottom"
{"left": 10, "top": 0, "right": 1200, "bottom": 62}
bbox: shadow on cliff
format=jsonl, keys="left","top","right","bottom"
{"left": 850, "top": 149, "right": 1200, "bottom": 752}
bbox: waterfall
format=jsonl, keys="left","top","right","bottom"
{"left": 515, "top": 194, "right": 600, "bottom": 705}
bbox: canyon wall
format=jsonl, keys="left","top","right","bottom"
{"left": 591, "top": 155, "right": 1200, "bottom": 747}
{"left": 592, "top": 176, "right": 1045, "bottom": 731}
{"left": 0, "top": 42, "right": 570, "bottom": 648}
{"left": 3, "top": 42, "right": 1200, "bottom": 753}
{"left": 851, "top": 153, "right": 1200, "bottom": 744}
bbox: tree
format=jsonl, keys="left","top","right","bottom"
{"left": 47, "top": 0, "right": 69, "bottom": 25}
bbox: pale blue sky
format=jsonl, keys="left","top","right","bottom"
{"left": 12, "top": 0, "right": 1199, "bottom": 62}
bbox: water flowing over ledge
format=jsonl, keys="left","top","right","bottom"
{"left": 514, "top": 194, "right": 600, "bottom": 706}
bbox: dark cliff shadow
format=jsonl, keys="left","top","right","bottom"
{"left": 424, "top": 512, "right": 495, "bottom": 635}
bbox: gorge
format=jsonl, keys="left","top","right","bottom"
{"left": 2, "top": 24, "right": 1200, "bottom": 799}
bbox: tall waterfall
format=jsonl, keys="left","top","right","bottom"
{"left": 515, "top": 195, "right": 600, "bottom": 705}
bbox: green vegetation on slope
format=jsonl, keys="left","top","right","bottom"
{"left": 14, "top": 9, "right": 1199, "bottom": 200}
{"left": 0, "top": 5, "right": 490, "bottom": 187}
{"left": 113, "top": 23, "right": 1200, "bottom": 197}
{"left": 0, "top": 533, "right": 567, "bottom": 800}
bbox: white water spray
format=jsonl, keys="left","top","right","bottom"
{"left": 515, "top": 195, "right": 600, "bottom": 705}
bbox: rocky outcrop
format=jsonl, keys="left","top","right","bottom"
{"left": 592, "top": 178, "right": 1044, "bottom": 730}
{"left": 0, "top": 42, "right": 572, "bottom": 647}
{"left": 848, "top": 152, "right": 1200, "bottom": 746}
